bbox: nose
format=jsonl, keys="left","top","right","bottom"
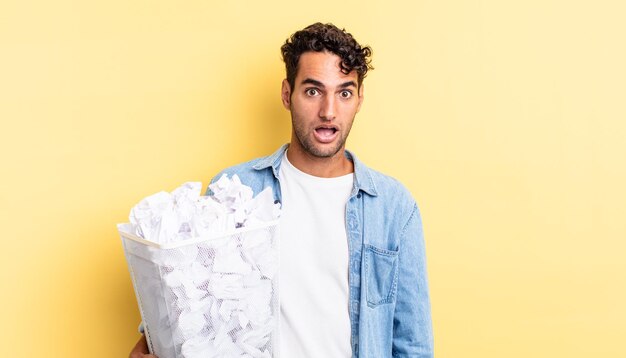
{"left": 318, "top": 94, "right": 336, "bottom": 121}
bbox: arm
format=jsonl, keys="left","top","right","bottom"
{"left": 129, "top": 335, "right": 158, "bottom": 358}
{"left": 392, "top": 204, "right": 434, "bottom": 357}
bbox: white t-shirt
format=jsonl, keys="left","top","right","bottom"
{"left": 278, "top": 153, "right": 354, "bottom": 357}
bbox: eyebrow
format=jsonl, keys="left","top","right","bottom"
{"left": 301, "top": 78, "right": 357, "bottom": 89}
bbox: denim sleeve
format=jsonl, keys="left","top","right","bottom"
{"left": 392, "top": 203, "right": 434, "bottom": 357}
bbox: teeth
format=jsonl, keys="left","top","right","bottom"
{"left": 316, "top": 128, "right": 336, "bottom": 137}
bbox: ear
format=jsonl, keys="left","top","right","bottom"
{"left": 281, "top": 79, "right": 292, "bottom": 110}
{"left": 356, "top": 84, "right": 365, "bottom": 113}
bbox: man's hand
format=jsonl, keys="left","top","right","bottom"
{"left": 129, "top": 335, "right": 158, "bottom": 358}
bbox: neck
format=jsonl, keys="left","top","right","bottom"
{"left": 286, "top": 142, "right": 354, "bottom": 178}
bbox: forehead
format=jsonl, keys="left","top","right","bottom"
{"left": 295, "top": 51, "right": 358, "bottom": 86}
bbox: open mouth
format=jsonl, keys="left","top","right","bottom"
{"left": 315, "top": 127, "right": 338, "bottom": 136}
{"left": 314, "top": 126, "right": 339, "bottom": 143}
{"left": 315, "top": 125, "right": 339, "bottom": 143}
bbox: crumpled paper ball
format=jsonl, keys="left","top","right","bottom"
{"left": 124, "top": 175, "right": 280, "bottom": 358}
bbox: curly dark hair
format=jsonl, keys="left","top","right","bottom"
{"left": 281, "top": 22, "right": 373, "bottom": 90}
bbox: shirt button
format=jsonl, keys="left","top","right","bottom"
{"left": 357, "top": 193, "right": 361, "bottom": 198}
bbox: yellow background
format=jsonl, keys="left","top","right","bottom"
{"left": 1, "top": 0, "right": 624, "bottom": 356}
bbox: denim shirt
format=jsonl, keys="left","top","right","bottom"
{"left": 209, "top": 144, "right": 433, "bottom": 358}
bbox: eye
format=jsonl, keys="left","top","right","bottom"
{"left": 340, "top": 90, "right": 353, "bottom": 99}
{"left": 305, "top": 88, "right": 320, "bottom": 96}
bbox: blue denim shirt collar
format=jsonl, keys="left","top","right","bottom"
{"left": 252, "top": 143, "right": 378, "bottom": 197}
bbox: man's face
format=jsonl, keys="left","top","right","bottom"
{"left": 281, "top": 51, "right": 364, "bottom": 159}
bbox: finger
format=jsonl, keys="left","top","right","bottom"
{"left": 129, "top": 335, "right": 150, "bottom": 357}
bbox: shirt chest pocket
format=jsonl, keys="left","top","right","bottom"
{"left": 364, "top": 244, "right": 399, "bottom": 306}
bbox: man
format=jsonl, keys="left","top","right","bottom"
{"left": 130, "top": 22, "right": 433, "bottom": 358}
